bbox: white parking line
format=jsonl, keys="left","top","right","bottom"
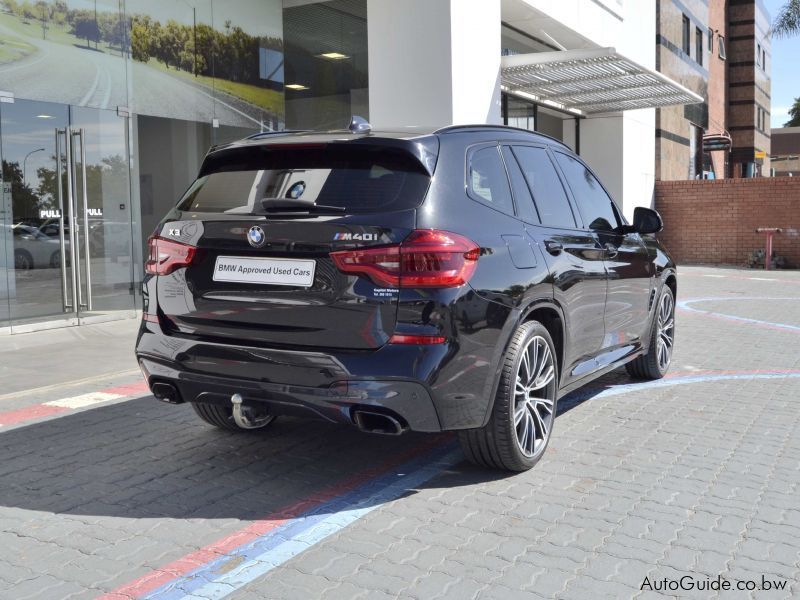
{"left": 44, "top": 392, "right": 121, "bottom": 409}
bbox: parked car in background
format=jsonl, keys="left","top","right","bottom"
{"left": 136, "top": 122, "right": 677, "bottom": 472}
{"left": 10, "top": 224, "right": 64, "bottom": 270}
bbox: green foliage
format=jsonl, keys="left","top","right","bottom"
{"left": 2, "top": 0, "right": 283, "bottom": 88}
{"left": 773, "top": 0, "right": 800, "bottom": 37}
{"left": 128, "top": 14, "right": 282, "bottom": 85}
{"left": 785, "top": 97, "right": 800, "bottom": 127}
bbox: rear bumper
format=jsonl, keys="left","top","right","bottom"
{"left": 138, "top": 354, "right": 442, "bottom": 432}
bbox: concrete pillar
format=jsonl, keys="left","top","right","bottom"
{"left": 367, "top": 0, "right": 501, "bottom": 129}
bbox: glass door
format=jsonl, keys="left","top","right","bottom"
{"left": 0, "top": 99, "right": 73, "bottom": 329}
{"left": 0, "top": 99, "right": 135, "bottom": 331}
{"left": 69, "top": 106, "right": 136, "bottom": 322}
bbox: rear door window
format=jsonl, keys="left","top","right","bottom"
{"left": 177, "top": 145, "right": 431, "bottom": 214}
{"left": 553, "top": 152, "right": 621, "bottom": 232}
{"left": 511, "top": 146, "right": 577, "bottom": 229}
{"left": 467, "top": 145, "right": 514, "bottom": 215}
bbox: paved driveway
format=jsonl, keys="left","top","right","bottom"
{"left": 0, "top": 266, "right": 798, "bottom": 599}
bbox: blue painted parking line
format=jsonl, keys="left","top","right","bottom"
{"left": 142, "top": 442, "right": 460, "bottom": 600}
{"left": 677, "top": 297, "right": 800, "bottom": 333}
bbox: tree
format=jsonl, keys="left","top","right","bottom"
{"left": 71, "top": 13, "right": 100, "bottom": 48}
{"left": 785, "top": 97, "right": 800, "bottom": 127}
{"left": 773, "top": 0, "right": 800, "bottom": 37}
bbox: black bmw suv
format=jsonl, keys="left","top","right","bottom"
{"left": 136, "top": 122, "right": 676, "bottom": 472}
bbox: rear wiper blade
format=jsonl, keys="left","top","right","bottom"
{"left": 259, "top": 198, "right": 345, "bottom": 212}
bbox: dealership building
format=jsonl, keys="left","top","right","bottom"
{"left": 0, "top": 0, "right": 724, "bottom": 333}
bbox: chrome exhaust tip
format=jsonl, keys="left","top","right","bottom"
{"left": 353, "top": 410, "right": 405, "bottom": 436}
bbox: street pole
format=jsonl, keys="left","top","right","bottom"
{"left": 23, "top": 148, "right": 46, "bottom": 190}
{"left": 193, "top": 7, "right": 197, "bottom": 76}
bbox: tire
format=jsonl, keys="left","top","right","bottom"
{"left": 191, "top": 401, "right": 276, "bottom": 432}
{"left": 50, "top": 250, "right": 61, "bottom": 269}
{"left": 14, "top": 249, "right": 33, "bottom": 271}
{"left": 626, "top": 285, "right": 675, "bottom": 380}
{"left": 458, "top": 320, "right": 558, "bottom": 472}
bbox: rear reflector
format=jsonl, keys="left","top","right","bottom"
{"left": 388, "top": 334, "right": 446, "bottom": 345}
{"left": 330, "top": 229, "right": 480, "bottom": 288}
{"left": 143, "top": 313, "right": 159, "bottom": 324}
{"left": 145, "top": 236, "right": 198, "bottom": 275}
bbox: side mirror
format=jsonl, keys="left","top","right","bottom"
{"left": 632, "top": 206, "right": 663, "bottom": 234}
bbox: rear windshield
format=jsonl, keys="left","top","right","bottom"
{"left": 177, "top": 145, "right": 431, "bottom": 214}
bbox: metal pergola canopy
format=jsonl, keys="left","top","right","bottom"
{"left": 501, "top": 47, "right": 704, "bottom": 115}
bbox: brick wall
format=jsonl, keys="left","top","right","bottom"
{"left": 655, "top": 177, "right": 800, "bottom": 266}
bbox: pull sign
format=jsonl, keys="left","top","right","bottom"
{"left": 40, "top": 209, "right": 62, "bottom": 219}
{"left": 87, "top": 208, "right": 103, "bottom": 217}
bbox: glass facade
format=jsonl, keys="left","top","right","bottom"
{"left": 0, "top": 0, "right": 368, "bottom": 332}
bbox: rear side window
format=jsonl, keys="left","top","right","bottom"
{"left": 501, "top": 146, "right": 538, "bottom": 223}
{"left": 467, "top": 146, "right": 514, "bottom": 215}
{"left": 512, "top": 146, "right": 576, "bottom": 229}
{"left": 553, "top": 152, "right": 620, "bottom": 232}
{"left": 177, "top": 146, "right": 430, "bottom": 214}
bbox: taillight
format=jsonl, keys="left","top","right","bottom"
{"left": 330, "top": 229, "right": 480, "bottom": 288}
{"left": 145, "top": 236, "right": 197, "bottom": 275}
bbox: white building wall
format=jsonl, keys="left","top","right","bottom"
{"left": 367, "top": 0, "right": 501, "bottom": 129}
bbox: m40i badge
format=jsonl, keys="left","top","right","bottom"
{"left": 333, "top": 232, "right": 378, "bottom": 241}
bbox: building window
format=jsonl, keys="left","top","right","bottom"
{"left": 761, "top": 47, "right": 767, "bottom": 71}
{"left": 682, "top": 15, "right": 691, "bottom": 55}
{"left": 757, "top": 107, "right": 768, "bottom": 132}
{"left": 707, "top": 27, "right": 713, "bottom": 52}
{"left": 757, "top": 43, "right": 762, "bottom": 67}
{"left": 696, "top": 27, "right": 703, "bottom": 65}
{"left": 718, "top": 36, "right": 727, "bottom": 60}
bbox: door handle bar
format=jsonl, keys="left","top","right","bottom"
{"left": 55, "top": 129, "right": 71, "bottom": 311}
{"left": 63, "top": 127, "right": 81, "bottom": 314}
{"left": 76, "top": 128, "right": 92, "bottom": 311}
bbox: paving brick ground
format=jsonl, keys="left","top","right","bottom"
{"left": 0, "top": 265, "right": 798, "bottom": 599}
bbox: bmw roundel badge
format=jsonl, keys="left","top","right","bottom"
{"left": 288, "top": 181, "right": 306, "bottom": 199}
{"left": 247, "top": 225, "right": 266, "bottom": 248}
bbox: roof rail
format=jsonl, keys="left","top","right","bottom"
{"left": 245, "top": 129, "right": 311, "bottom": 140}
{"left": 434, "top": 124, "right": 570, "bottom": 148}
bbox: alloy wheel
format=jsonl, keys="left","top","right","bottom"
{"left": 656, "top": 292, "right": 675, "bottom": 371}
{"left": 514, "top": 335, "right": 556, "bottom": 457}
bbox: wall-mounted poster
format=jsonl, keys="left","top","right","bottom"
{"left": 0, "top": 0, "right": 284, "bottom": 130}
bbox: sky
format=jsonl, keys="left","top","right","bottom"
{"left": 764, "top": 0, "right": 800, "bottom": 127}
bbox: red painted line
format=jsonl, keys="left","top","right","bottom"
{"left": 103, "top": 381, "right": 149, "bottom": 396}
{"left": 0, "top": 380, "right": 150, "bottom": 428}
{"left": 100, "top": 434, "right": 451, "bottom": 599}
{"left": 0, "top": 404, "right": 68, "bottom": 426}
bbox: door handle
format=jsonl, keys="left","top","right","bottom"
{"left": 603, "top": 242, "right": 618, "bottom": 259}
{"left": 55, "top": 129, "right": 71, "bottom": 311}
{"left": 76, "top": 128, "right": 93, "bottom": 311}
{"left": 544, "top": 240, "right": 563, "bottom": 255}
{"left": 63, "top": 127, "right": 81, "bottom": 314}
